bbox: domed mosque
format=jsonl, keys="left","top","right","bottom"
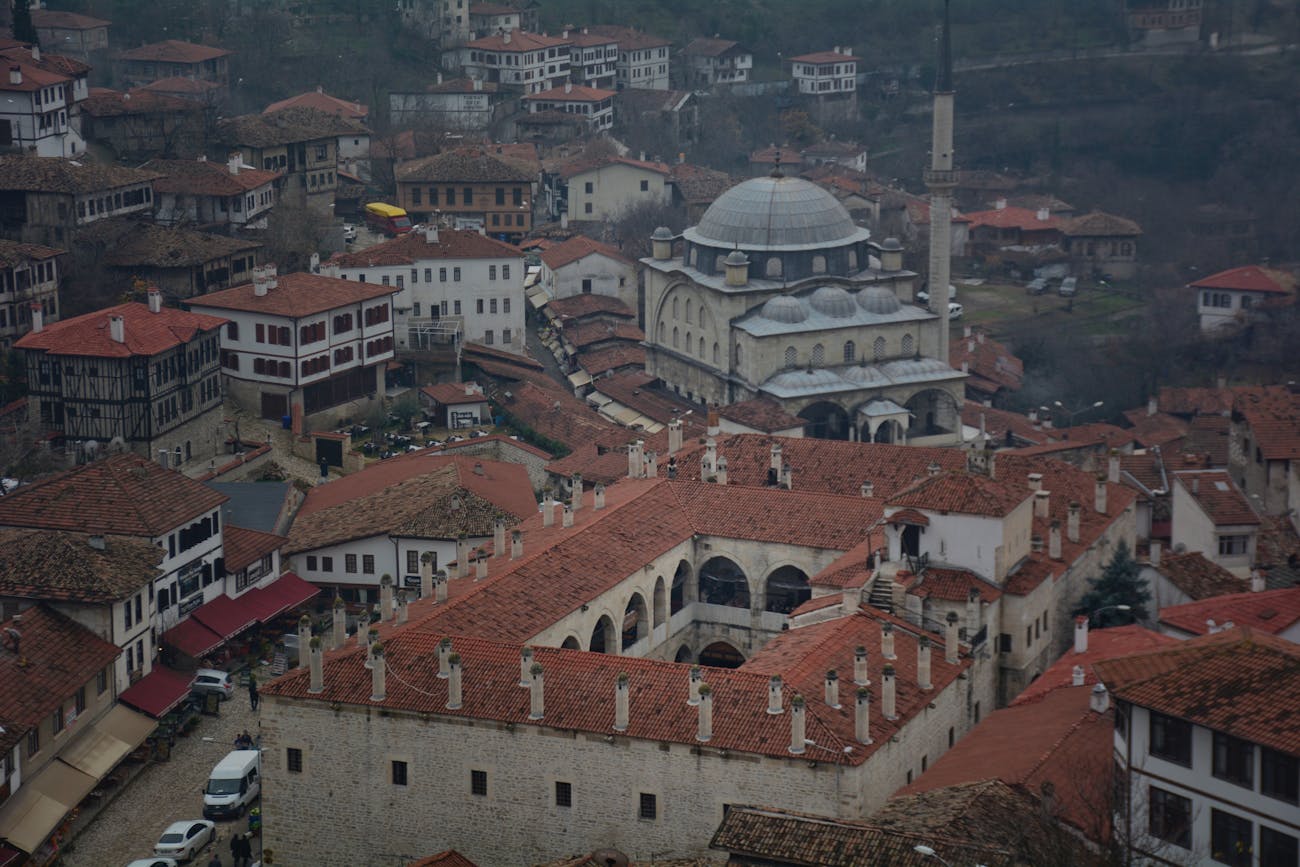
{"left": 642, "top": 166, "right": 965, "bottom": 444}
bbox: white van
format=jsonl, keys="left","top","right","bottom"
{"left": 203, "top": 750, "right": 260, "bottom": 820}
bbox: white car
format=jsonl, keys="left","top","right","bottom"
{"left": 126, "top": 860, "right": 179, "bottom": 867}
{"left": 154, "top": 820, "right": 215, "bottom": 862}
{"left": 915, "top": 284, "right": 957, "bottom": 305}
{"left": 190, "top": 669, "right": 234, "bottom": 701}
{"left": 948, "top": 302, "right": 964, "bottom": 320}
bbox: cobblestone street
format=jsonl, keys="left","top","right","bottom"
{"left": 63, "top": 667, "right": 268, "bottom": 867}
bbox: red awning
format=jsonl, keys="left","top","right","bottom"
{"left": 118, "top": 666, "right": 194, "bottom": 718}
{"left": 162, "top": 617, "right": 224, "bottom": 658}
{"left": 191, "top": 593, "right": 258, "bottom": 639}
{"left": 0, "top": 844, "right": 24, "bottom": 866}
{"left": 244, "top": 572, "right": 319, "bottom": 623}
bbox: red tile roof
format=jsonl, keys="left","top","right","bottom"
{"left": 586, "top": 25, "right": 671, "bottom": 50}
{"left": 145, "top": 157, "right": 280, "bottom": 196}
{"left": 1234, "top": 385, "right": 1300, "bottom": 461}
{"left": 1190, "top": 265, "right": 1292, "bottom": 295}
{"left": 1121, "top": 409, "right": 1189, "bottom": 449}
{"left": 544, "top": 293, "right": 635, "bottom": 321}
{"left": 136, "top": 76, "right": 221, "bottom": 95}
{"left": 408, "top": 851, "right": 477, "bottom": 867}
{"left": 0, "top": 528, "right": 162, "bottom": 603}
{"left": 0, "top": 453, "right": 228, "bottom": 537}
{"left": 1095, "top": 628, "right": 1300, "bottom": 756}
{"left": 681, "top": 37, "right": 744, "bottom": 57}
{"left": 119, "top": 38, "right": 231, "bottom": 62}
{"left": 965, "top": 205, "right": 1064, "bottom": 232}
{"left": 910, "top": 567, "right": 1003, "bottom": 603}
{"left": 1063, "top": 211, "right": 1141, "bottom": 237}
{"left": 556, "top": 154, "right": 671, "bottom": 181}
{"left": 790, "top": 50, "right": 858, "bottom": 65}
{"left": 15, "top": 300, "right": 226, "bottom": 358}
{"left": 539, "top": 235, "right": 637, "bottom": 271}
{"left": 887, "top": 471, "right": 1029, "bottom": 518}
{"left": 1175, "top": 470, "right": 1259, "bottom": 526}
{"left": 716, "top": 399, "right": 804, "bottom": 434}
{"left": 0, "top": 605, "right": 122, "bottom": 729}
{"left": 949, "top": 329, "right": 1023, "bottom": 394}
{"left": 82, "top": 86, "right": 198, "bottom": 116}
{"left": 562, "top": 320, "right": 644, "bottom": 349}
{"left": 331, "top": 229, "right": 522, "bottom": 269}
{"left": 467, "top": 30, "right": 571, "bottom": 51}
{"left": 1155, "top": 551, "right": 1248, "bottom": 601}
{"left": 191, "top": 271, "right": 398, "bottom": 319}
{"left": 421, "top": 382, "right": 488, "bottom": 406}
{"left": 264, "top": 88, "right": 368, "bottom": 120}
{"left": 1012, "top": 624, "right": 1177, "bottom": 705}
{"left": 31, "top": 9, "right": 111, "bottom": 29}
{"left": 1158, "top": 587, "right": 1300, "bottom": 637}
{"left": 576, "top": 343, "right": 646, "bottom": 377}
{"left": 960, "top": 401, "right": 1048, "bottom": 447}
{"left": 496, "top": 376, "right": 623, "bottom": 453}
{"left": 1157, "top": 384, "right": 1236, "bottom": 416}
{"left": 590, "top": 372, "right": 691, "bottom": 424}
{"left": 0, "top": 238, "right": 64, "bottom": 268}
{"left": 523, "top": 84, "right": 617, "bottom": 103}
{"left": 222, "top": 525, "right": 285, "bottom": 573}
{"left": 395, "top": 147, "right": 534, "bottom": 184}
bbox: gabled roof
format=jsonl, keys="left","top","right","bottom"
{"left": 90, "top": 221, "right": 261, "bottom": 269}
{"left": 82, "top": 86, "right": 198, "bottom": 117}
{"left": 1063, "top": 210, "right": 1141, "bottom": 237}
{"left": 949, "top": 329, "right": 1023, "bottom": 394}
{"left": 716, "top": 398, "right": 804, "bottom": 434}
{"left": 790, "top": 50, "right": 858, "bottom": 65}
{"left": 15, "top": 300, "right": 226, "bottom": 358}
{"left": 219, "top": 106, "right": 366, "bottom": 149}
{"left": 1234, "top": 385, "right": 1300, "bottom": 461}
{"left": 1155, "top": 551, "right": 1248, "bottom": 601}
{"left": 395, "top": 147, "right": 533, "bottom": 183}
{"left": 1012, "top": 624, "right": 1177, "bottom": 706}
{"left": 1095, "top": 628, "right": 1300, "bottom": 756}
{"left": 523, "top": 84, "right": 616, "bottom": 102}
{"left": 590, "top": 372, "right": 692, "bottom": 425}
{"left": 585, "top": 25, "right": 671, "bottom": 50}
{"left": 1174, "top": 470, "right": 1259, "bottom": 526}
{"left": 576, "top": 344, "right": 645, "bottom": 377}
{"left": 31, "top": 9, "right": 112, "bottom": 30}
{"left": 965, "top": 205, "right": 1064, "bottom": 232}
{"left": 421, "top": 382, "right": 488, "bottom": 406}
{"left": 264, "top": 88, "right": 368, "bottom": 120}
{"left": 539, "top": 235, "right": 637, "bottom": 271}
{"left": 118, "top": 39, "right": 231, "bottom": 63}
{"left": 1158, "top": 587, "right": 1300, "bottom": 637}
{"left": 681, "top": 37, "right": 747, "bottom": 58}
{"left": 0, "top": 154, "right": 160, "bottom": 195}
{"left": 0, "top": 605, "right": 121, "bottom": 728}
{"left": 562, "top": 319, "right": 644, "bottom": 349}
{"left": 887, "top": 471, "right": 1030, "bottom": 518}
{"left": 544, "top": 293, "right": 635, "bottom": 320}
{"left": 331, "top": 228, "right": 522, "bottom": 268}
{"left": 0, "top": 56, "right": 72, "bottom": 92}
{"left": 0, "top": 528, "right": 162, "bottom": 603}
{"left": 0, "top": 453, "right": 228, "bottom": 536}
{"left": 557, "top": 154, "right": 671, "bottom": 180}
{"left": 145, "top": 157, "right": 281, "bottom": 196}
{"left": 466, "top": 30, "right": 570, "bottom": 52}
{"left": 1190, "top": 265, "right": 1292, "bottom": 295}
{"left": 191, "top": 271, "right": 398, "bottom": 319}
{"left": 0, "top": 239, "right": 64, "bottom": 268}
{"left": 222, "top": 525, "right": 285, "bottom": 573}
{"left": 136, "top": 76, "right": 221, "bottom": 96}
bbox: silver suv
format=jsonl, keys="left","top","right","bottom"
{"left": 190, "top": 668, "right": 234, "bottom": 701}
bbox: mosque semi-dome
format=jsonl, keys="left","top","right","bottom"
{"left": 857, "top": 286, "right": 903, "bottom": 315}
{"left": 808, "top": 286, "right": 857, "bottom": 318}
{"left": 760, "top": 295, "right": 808, "bottom": 324}
{"left": 687, "top": 175, "right": 868, "bottom": 250}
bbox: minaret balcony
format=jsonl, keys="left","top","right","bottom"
{"left": 923, "top": 169, "right": 959, "bottom": 189}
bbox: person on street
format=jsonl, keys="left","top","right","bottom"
{"left": 230, "top": 831, "right": 253, "bottom": 867}
{"left": 207, "top": 852, "right": 222, "bottom": 867}
{"left": 247, "top": 673, "right": 258, "bottom": 711}
{"left": 234, "top": 730, "right": 253, "bottom": 750}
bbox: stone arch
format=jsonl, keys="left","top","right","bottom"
{"left": 873, "top": 419, "right": 904, "bottom": 443}
{"left": 686, "top": 331, "right": 692, "bottom": 354}
{"left": 901, "top": 333, "right": 915, "bottom": 356}
{"left": 812, "top": 255, "right": 827, "bottom": 274}
{"left": 672, "top": 296, "right": 679, "bottom": 319}
{"left": 622, "top": 592, "right": 649, "bottom": 650}
{"left": 672, "top": 326, "right": 679, "bottom": 349}
{"left": 653, "top": 576, "right": 667, "bottom": 626}
{"left": 712, "top": 342, "right": 720, "bottom": 365}
{"left": 699, "top": 640, "right": 745, "bottom": 669}
{"left": 670, "top": 559, "right": 692, "bottom": 614}
{"left": 765, "top": 257, "right": 783, "bottom": 278}
{"left": 798, "top": 401, "right": 850, "bottom": 440}
{"left": 764, "top": 565, "right": 811, "bottom": 614}
{"left": 698, "top": 336, "right": 705, "bottom": 357}
{"left": 657, "top": 321, "right": 665, "bottom": 343}
{"left": 784, "top": 346, "right": 797, "bottom": 368}
{"left": 685, "top": 298, "right": 693, "bottom": 324}
{"left": 674, "top": 644, "right": 695, "bottom": 663}
{"left": 699, "top": 308, "right": 708, "bottom": 329}
{"left": 905, "top": 388, "right": 960, "bottom": 438}
{"left": 590, "top": 613, "right": 618, "bottom": 654}
{"left": 698, "top": 555, "right": 750, "bottom": 609}
{"left": 843, "top": 340, "right": 856, "bottom": 363}
{"left": 561, "top": 634, "right": 581, "bottom": 650}
{"left": 812, "top": 343, "right": 825, "bottom": 366}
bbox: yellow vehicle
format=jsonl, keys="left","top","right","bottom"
{"left": 363, "top": 202, "right": 412, "bottom": 236}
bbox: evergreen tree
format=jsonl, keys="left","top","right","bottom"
{"left": 12, "top": 0, "right": 38, "bottom": 46}
{"left": 1075, "top": 540, "right": 1151, "bottom": 627}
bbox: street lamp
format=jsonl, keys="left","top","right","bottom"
{"left": 1054, "top": 399, "right": 1104, "bottom": 428}
{"left": 913, "top": 845, "right": 954, "bottom": 867}
{"left": 1089, "top": 603, "right": 1132, "bottom": 626}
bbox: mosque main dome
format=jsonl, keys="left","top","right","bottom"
{"left": 685, "top": 175, "right": 867, "bottom": 251}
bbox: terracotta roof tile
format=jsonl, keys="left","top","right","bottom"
{"left": 0, "top": 528, "right": 162, "bottom": 603}
{"left": 92, "top": 221, "right": 262, "bottom": 269}
{"left": 31, "top": 9, "right": 111, "bottom": 29}
{"left": 1234, "top": 385, "right": 1300, "bottom": 461}
{"left": 0, "top": 154, "right": 160, "bottom": 195}
{"left": 965, "top": 205, "right": 1065, "bottom": 232}
{"left": 395, "top": 147, "right": 533, "bottom": 183}
{"left": 539, "top": 235, "right": 637, "bottom": 271}
{"left": 555, "top": 153, "right": 671, "bottom": 181}
{"left": 1175, "top": 470, "right": 1258, "bottom": 526}
{"left": 789, "top": 50, "right": 858, "bottom": 65}
{"left": 888, "top": 471, "right": 1029, "bottom": 518}
{"left": 330, "top": 228, "right": 522, "bottom": 268}
{"left": 136, "top": 76, "right": 220, "bottom": 95}
{"left": 680, "top": 37, "right": 744, "bottom": 57}
{"left": 82, "top": 86, "right": 199, "bottom": 117}
{"left": 0, "top": 605, "right": 122, "bottom": 728}
{"left": 669, "top": 162, "right": 739, "bottom": 205}
{"left": 1189, "top": 265, "right": 1293, "bottom": 295}
{"left": 264, "top": 89, "right": 368, "bottom": 120}
{"left": 420, "top": 382, "right": 487, "bottom": 405}
{"left": 1185, "top": 414, "right": 1231, "bottom": 465}
{"left": 716, "top": 399, "right": 804, "bottom": 433}
{"left": 0, "top": 239, "right": 64, "bottom": 268}
{"left": 466, "top": 30, "right": 570, "bottom": 51}
{"left": 0, "top": 453, "right": 228, "bottom": 536}
{"left": 523, "top": 84, "right": 617, "bottom": 103}
{"left": 1012, "top": 624, "right": 1177, "bottom": 705}
{"left": 497, "top": 377, "right": 623, "bottom": 453}
{"left": 585, "top": 25, "right": 671, "bottom": 50}
{"left": 1095, "top": 628, "right": 1300, "bottom": 755}
{"left": 191, "top": 271, "right": 397, "bottom": 319}
{"left": 219, "top": 106, "right": 366, "bottom": 149}
{"left": 222, "top": 525, "right": 285, "bottom": 573}
{"left": 1121, "top": 409, "right": 1189, "bottom": 449}
{"left": 1157, "top": 385, "right": 1237, "bottom": 416}
{"left": 1256, "top": 515, "right": 1300, "bottom": 574}
{"left": 562, "top": 320, "right": 644, "bottom": 350}
{"left": 145, "top": 157, "right": 281, "bottom": 196}
{"left": 910, "top": 567, "right": 1002, "bottom": 603}
{"left": 949, "top": 329, "right": 1023, "bottom": 393}
{"left": 960, "top": 401, "right": 1048, "bottom": 447}
{"left": 119, "top": 39, "right": 231, "bottom": 62}
{"left": 1158, "top": 587, "right": 1300, "bottom": 637}
{"left": 544, "top": 293, "right": 635, "bottom": 321}
{"left": 590, "top": 372, "right": 691, "bottom": 423}
{"left": 1156, "top": 551, "right": 1248, "bottom": 600}
{"left": 1063, "top": 210, "right": 1141, "bottom": 237}
{"left": 16, "top": 300, "right": 226, "bottom": 358}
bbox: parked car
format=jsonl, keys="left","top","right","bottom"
{"left": 203, "top": 750, "right": 261, "bottom": 820}
{"left": 154, "top": 820, "right": 215, "bottom": 862}
{"left": 915, "top": 284, "right": 957, "bottom": 305}
{"left": 190, "top": 669, "right": 234, "bottom": 701}
{"left": 341, "top": 222, "right": 357, "bottom": 243}
{"left": 1026, "top": 277, "right": 1049, "bottom": 295}
{"left": 125, "top": 860, "right": 178, "bottom": 867}
{"left": 948, "top": 301, "right": 964, "bottom": 320}
{"left": 1058, "top": 277, "right": 1078, "bottom": 297}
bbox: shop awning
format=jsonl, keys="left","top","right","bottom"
{"left": 161, "top": 617, "right": 224, "bottom": 658}
{"left": 190, "top": 593, "right": 258, "bottom": 640}
{"left": 0, "top": 843, "right": 25, "bottom": 866}
{"left": 57, "top": 705, "right": 156, "bottom": 779}
{"left": 566, "top": 370, "right": 593, "bottom": 390}
{"left": 244, "top": 572, "right": 319, "bottom": 623}
{"left": 118, "top": 666, "right": 195, "bottom": 718}
{"left": 0, "top": 759, "right": 96, "bottom": 853}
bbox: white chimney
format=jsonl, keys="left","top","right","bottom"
{"left": 1067, "top": 501, "right": 1081, "bottom": 544}
{"left": 928, "top": 461, "right": 942, "bottom": 478}
{"left": 494, "top": 519, "right": 506, "bottom": 558}
{"left": 855, "top": 687, "right": 872, "bottom": 744}
{"left": 475, "top": 551, "right": 488, "bottom": 580}
{"left": 1034, "top": 489, "right": 1050, "bottom": 519}
{"left": 788, "top": 695, "right": 806, "bottom": 754}
{"left": 8, "top": 66, "right": 20, "bottom": 86}
{"left": 994, "top": 198, "right": 1007, "bottom": 210}
{"left": 841, "top": 586, "right": 859, "bottom": 616}
{"left": 1074, "top": 615, "right": 1088, "bottom": 654}
{"left": 644, "top": 452, "right": 657, "bottom": 477}
{"left": 511, "top": 530, "right": 523, "bottom": 559}
{"left": 370, "top": 643, "right": 386, "bottom": 701}
{"left": 767, "top": 675, "right": 783, "bottom": 715}
{"left": 881, "top": 623, "right": 896, "bottom": 659}
{"left": 380, "top": 574, "right": 394, "bottom": 621}
{"left": 1049, "top": 520, "right": 1062, "bottom": 560}
{"left": 881, "top": 666, "right": 897, "bottom": 720}
{"left": 696, "top": 683, "right": 713, "bottom": 741}
{"left": 1147, "top": 395, "right": 1158, "bottom": 417}
{"left": 1028, "top": 472, "right": 1043, "bottom": 492}
{"left": 332, "top": 597, "right": 347, "bottom": 648}
{"left": 825, "top": 669, "right": 841, "bottom": 708}
{"left": 1072, "top": 665, "right": 1086, "bottom": 687}
{"left": 1251, "top": 570, "right": 1266, "bottom": 593}
{"left": 435, "top": 572, "right": 449, "bottom": 603}
{"left": 473, "top": 78, "right": 483, "bottom": 92}
{"left": 945, "top": 612, "right": 960, "bottom": 664}
{"left": 362, "top": 627, "right": 376, "bottom": 665}
{"left": 1149, "top": 540, "right": 1162, "bottom": 567}
{"left": 529, "top": 663, "right": 545, "bottom": 719}
{"left": 396, "top": 589, "right": 409, "bottom": 624}
{"left": 770, "top": 441, "right": 783, "bottom": 474}
{"left": 147, "top": 288, "right": 162, "bottom": 313}
{"left": 917, "top": 638, "right": 932, "bottom": 691}
{"left": 29, "top": 302, "right": 43, "bottom": 333}
{"left": 253, "top": 272, "right": 268, "bottom": 297}
{"left": 437, "top": 638, "right": 453, "bottom": 678}
{"left": 109, "top": 315, "right": 125, "bottom": 343}
{"left": 853, "top": 646, "right": 870, "bottom": 686}
{"left": 570, "top": 474, "right": 583, "bottom": 510}
{"left": 614, "top": 673, "right": 629, "bottom": 731}
{"left": 297, "top": 616, "right": 312, "bottom": 670}
{"left": 1090, "top": 683, "right": 1110, "bottom": 713}
{"left": 781, "top": 463, "right": 793, "bottom": 490}
{"left": 628, "top": 440, "right": 644, "bottom": 478}
{"left": 1037, "top": 207, "right": 1050, "bottom": 221}
{"left": 228, "top": 152, "right": 242, "bottom": 175}
{"left": 446, "top": 653, "right": 463, "bottom": 709}
{"left": 564, "top": 80, "right": 573, "bottom": 93}
{"left": 861, "top": 480, "right": 874, "bottom": 498}
{"left": 667, "top": 419, "right": 682, "bottom": 454}
{"left": 308, "top": 637, "right": 324, "bottom": 693}
{"left": 518, "top": 647, "right": 534, "bottom": 687}
{"left": 716, "top": 457, "right": 729, "bottom": 486}
{"left": 1108, "top": 451, "right": 1121, "bottom": 485}
{"left": 423, "top": 225, "right": 439, "bottom": 244}
{"left": 703, "top": 437, "right": 717, "bottom": 476}
{"left": 594, "top": 483, "right": 606, "bottom": 510}
{"left": 1095, "top": 477, "right": 1108, "bottom": 514}
{"left": 542, "top": 494, "right": 555, "bottom": 527}
{"left": 562, "top": 505, "right": 574, "bottom": 529}
{"left": 688, "top": 665, "right": 702, "bottom": 706}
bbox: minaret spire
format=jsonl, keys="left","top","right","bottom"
{"left": 926, "top": 0, "right": 957, "bottom": 368}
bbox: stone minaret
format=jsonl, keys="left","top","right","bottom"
{"left": 926, "top": 0, "right": 957, "bottom": 365}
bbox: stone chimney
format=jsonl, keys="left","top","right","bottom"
{"left": 1150, "top": 540, "right": 1162, "bottom": 567}
{"left": 1028, "top": 472, "right": 1043, "bottom": 492}
{"left": 396, "top": 589, "right": 409, "bottom": 624}
{"left": 945, "top": 611, "right": 960, "bottom": 664}
{"left": 1108, "top": 450, "right": 1121, "bottom": 485}
{"left": 307, "top": 636, "right": 324, "bottom": 693}
{"left": 1067, "top": 501, "right": 1081, "bottom": 544}
{"left": 881, "top": 622, "right": 896, "bottom": 659}
{"left": 1251, "top": 570, "right": 1266, "bottom": 592}
{"left": 644, "top": 451, "right": 658, "bottom": 477}
{"left": 594, "top": 483, "right": 606, "bottom": 509}
{"left": 917, "top": 637, "right": 933, "bottom": 691}
{"left": 1072, "top": 665, "right": 1085, "bottom": 687}
{"left": 1034, "top": 489, "right": 1050, "bottom": 519}
{"left": 1147, "top": 395, "right": 1158, "bottom": 417}
{"left": 853, "top": 646, "right": 870, "bottom": 686}
{"left": 716, "top": 457, "right": 729, "bottom": 486}
{"left": 28, "top": 303, "right": 42, "bottom": 333}
{"left": 855, "top": 687, "right": 872, "bottom": 744}
{"left": 424, "top": 225, "right": 439, "bottom": 243}
{"left": 688, "top": 665, "right": 702, "bottom": 706}
{"left": 696, "top": 683, "right": 713, "bottom": 741}
{"left": 564, "top": 80, "right": 573, "bottom": 94}
{"left": 562, "top": 505, "right": 574, "bottom": 528}
{"left": 1094, "top": 476, "right": 1108, "bottom": 514}
{"left": 767, "top": 675, "right": 784, "bottom": 714}
{"left": 437, "top": 637, "right": 453, "bottom": 678}
{"left": 703, "top": 437, "right": 717, "bottom": 476}
{"left": 380, "top": 574, "right": 394, "bottom": 621}
{"left": 788, "top": 695, "right": 806, "bottom": 754}
{"left": 332, "top": 597, "right": 347, "bottom": 648}
{"left": 296, "top": 615, "right": 312, "bottom": 670}
{"left": 456, "top": 535, "right": 470, "bottom": 578}
{"left": 147, "top": 288, "right": 162, "bottom": 313}
{"left": 529, "top": 662, "right": 545, "bottom": 719}
{"left": 370, "top": 643, "right": 386, "bottom": 701}
{"left": 109, "top": 315, "right": 125, "bottom": 343}
{"left": 435, "top": 571, "right": 449, "bottom": 603}
{"left": 542, "top": 493, "right": 555, "bottom": 527}
{"left": 770, "top": 441, "right": 783, "bottom": 474}
{"left": 781, "top": 463, "right": 793, "bottom": 490}
{"left": 475, "top": 551, "right": 488, "bottom": 580}
{"left": 253, "top": 266, "right": 269, "bottom": 296}
{"left": 511, "top": 530, "right": 523, "bottom": 559}
{"left": 614, "top": 673, "right": 630, "bottom": 731}
{"left": 966, "top": 587, "right": 981, "bottom": 637}
{"left": 363, "top": 627, "right": 378, "bottom": 666}
{"left": 419, "top": 552, "right": 434, "bottom": 599}
{"left": 928, "top": 461, "right": 942, "bottom": 478}
{"left": 881, "top": 666, "right": 897, "bottom": 720}
{"left": 518, "top": 646, "right": 534, "bottom": 687}
{"left": 1049, "top": 520, "right": 1062, "bottom": 560}
{"left": 446, "top": 653, "right": 463, "bottom": 709}
{"left": 1074, "top": 615, "right": 1088, "bottom": 654}
{"left": 861, "top": 480, "right": 874, "bottom": 498}
{"left": 570, "top": 474, "right": 583, "bottom": 510}
{"left": 825, "top": 669, "right": 841, "bottom": 708}
{"left": 667, "top": 418, "right": 682, "bottom": 454}
{"left": 841, "top": 586, "right": 860, "bottom": 616}
{"left": 628, "top": 440, "right": 644, "bottom": 478}
{"left": 1090, "top": 683, "right": 1110, "bottom": 713}
{"left": 493, "top": 519, "right": 507, "bottom": 558}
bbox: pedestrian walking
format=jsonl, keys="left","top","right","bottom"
{"left": 207, "top": 852, "right": 223, "bottom": 867}
{"left": 247, "top": 672, "right": 259, "bottom": 712}
{"left": 231, "top": 832, "right": 253, "bottom": 867}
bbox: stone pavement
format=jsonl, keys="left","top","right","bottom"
{"left": 62, "top": 667, "right": 269, "bottom": 867}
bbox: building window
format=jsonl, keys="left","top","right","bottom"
{"left": 406, "top": 550, "right": 419, "bottom": 573}
{"left": 489, "top": 265, "right": 497, "bottom": 280}
{"left": 322, "top": 556, "right": 333, "bottom": 571}
{"left": 454, "top": 268, "right": 461, "bottom": 281}
{"left": 476, "top": 299, "right": 485, "bottom": 314}
{"left": 901, "top": 333, "right": 914, "bottom": 355}
{"left": 391, "top": 760, "right": 408, "bottom": 786}
{"left": 640, "top": 179, "right": 649, "bottom": 192}
{"left": 556, "top": 781, "right": 572, "bottom": 807}
{"left": 811, "top": 343, "right": 825, "bottom": 366}
{"left": 812, "top": 255, "right": 827, "bottom": 274}
{"left": 287, "top": 748, "right": 303, "bottom": 773}
{"left": 1213, "top": 732, "right": 1254, "bottom": 789}
{"left": 784, "top": 346, "right": 797, "bottom": 368}
{"left": 843, "top": 341, "right": 856, "bottom": 363}
{"left": 362, "top": 555, "right": 375, "bottom": 574}
{"left": 765, "top": 257, "right": 782, "bottom": 278}
{"left": 490, "top": 299, "right": 498, "bottom": 314}
{"left": 584, "top": 181, "right": 593, "bottom": 194}
{"left": 1150, "top": 712, "right": 1193, "bottom": 765}
{"left": 440, "top": 268, "right": 447, "bottom": 282}
{"left": 52, "top": 705, "right": 64, "bottom": 734}
{"left": 306, "top": 555, "right": 318, "bottom": 571}
{"left": 471, "top": 769, "right": 488, "bottom": 796}
{"left": 96, "top": 667, "right": 109, "bottom": 695}
{"left": 1218, "top": 535, "right": 1249, "bottom": 556}
{"left": 27, "top": 729, "right": 39, "bottom": 757}
{"left": 1149, "top": 786, "right": 1192, "bottom": 849}
{"left": 638, "top": 792, "right": 657, "bottom": 820}
{"left": 581, "top": 278, "right": 592, "bottom": 294}
{"left": 1261, "top": 827, "right": 1299, "bottom": 867}
{"left": 1262, "top": 748, "right": 1299, "bottom": 804}
{"left": 1211, "top": 808, "right": 1253, "bottom": 867}
{"left": 75, "top": 686, "right": 86, "bottom": 716}
{"left": 345, "top": 554, "right": 358, "bottom": 574}
{"left": 502, "top": 328, "right": 512, "bottom": 345}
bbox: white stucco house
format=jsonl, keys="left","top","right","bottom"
{"left": 538, "top": 234, "right": 639, "bottom": 312}
{"left": 1169, "top": 470, "right": 1260, "bottom": 578}
{"left": 560, "top": 155, "right": 671, "bottom": 222}
{"left": 1190, "top": 265, "right": 1294, "bottom": 333}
